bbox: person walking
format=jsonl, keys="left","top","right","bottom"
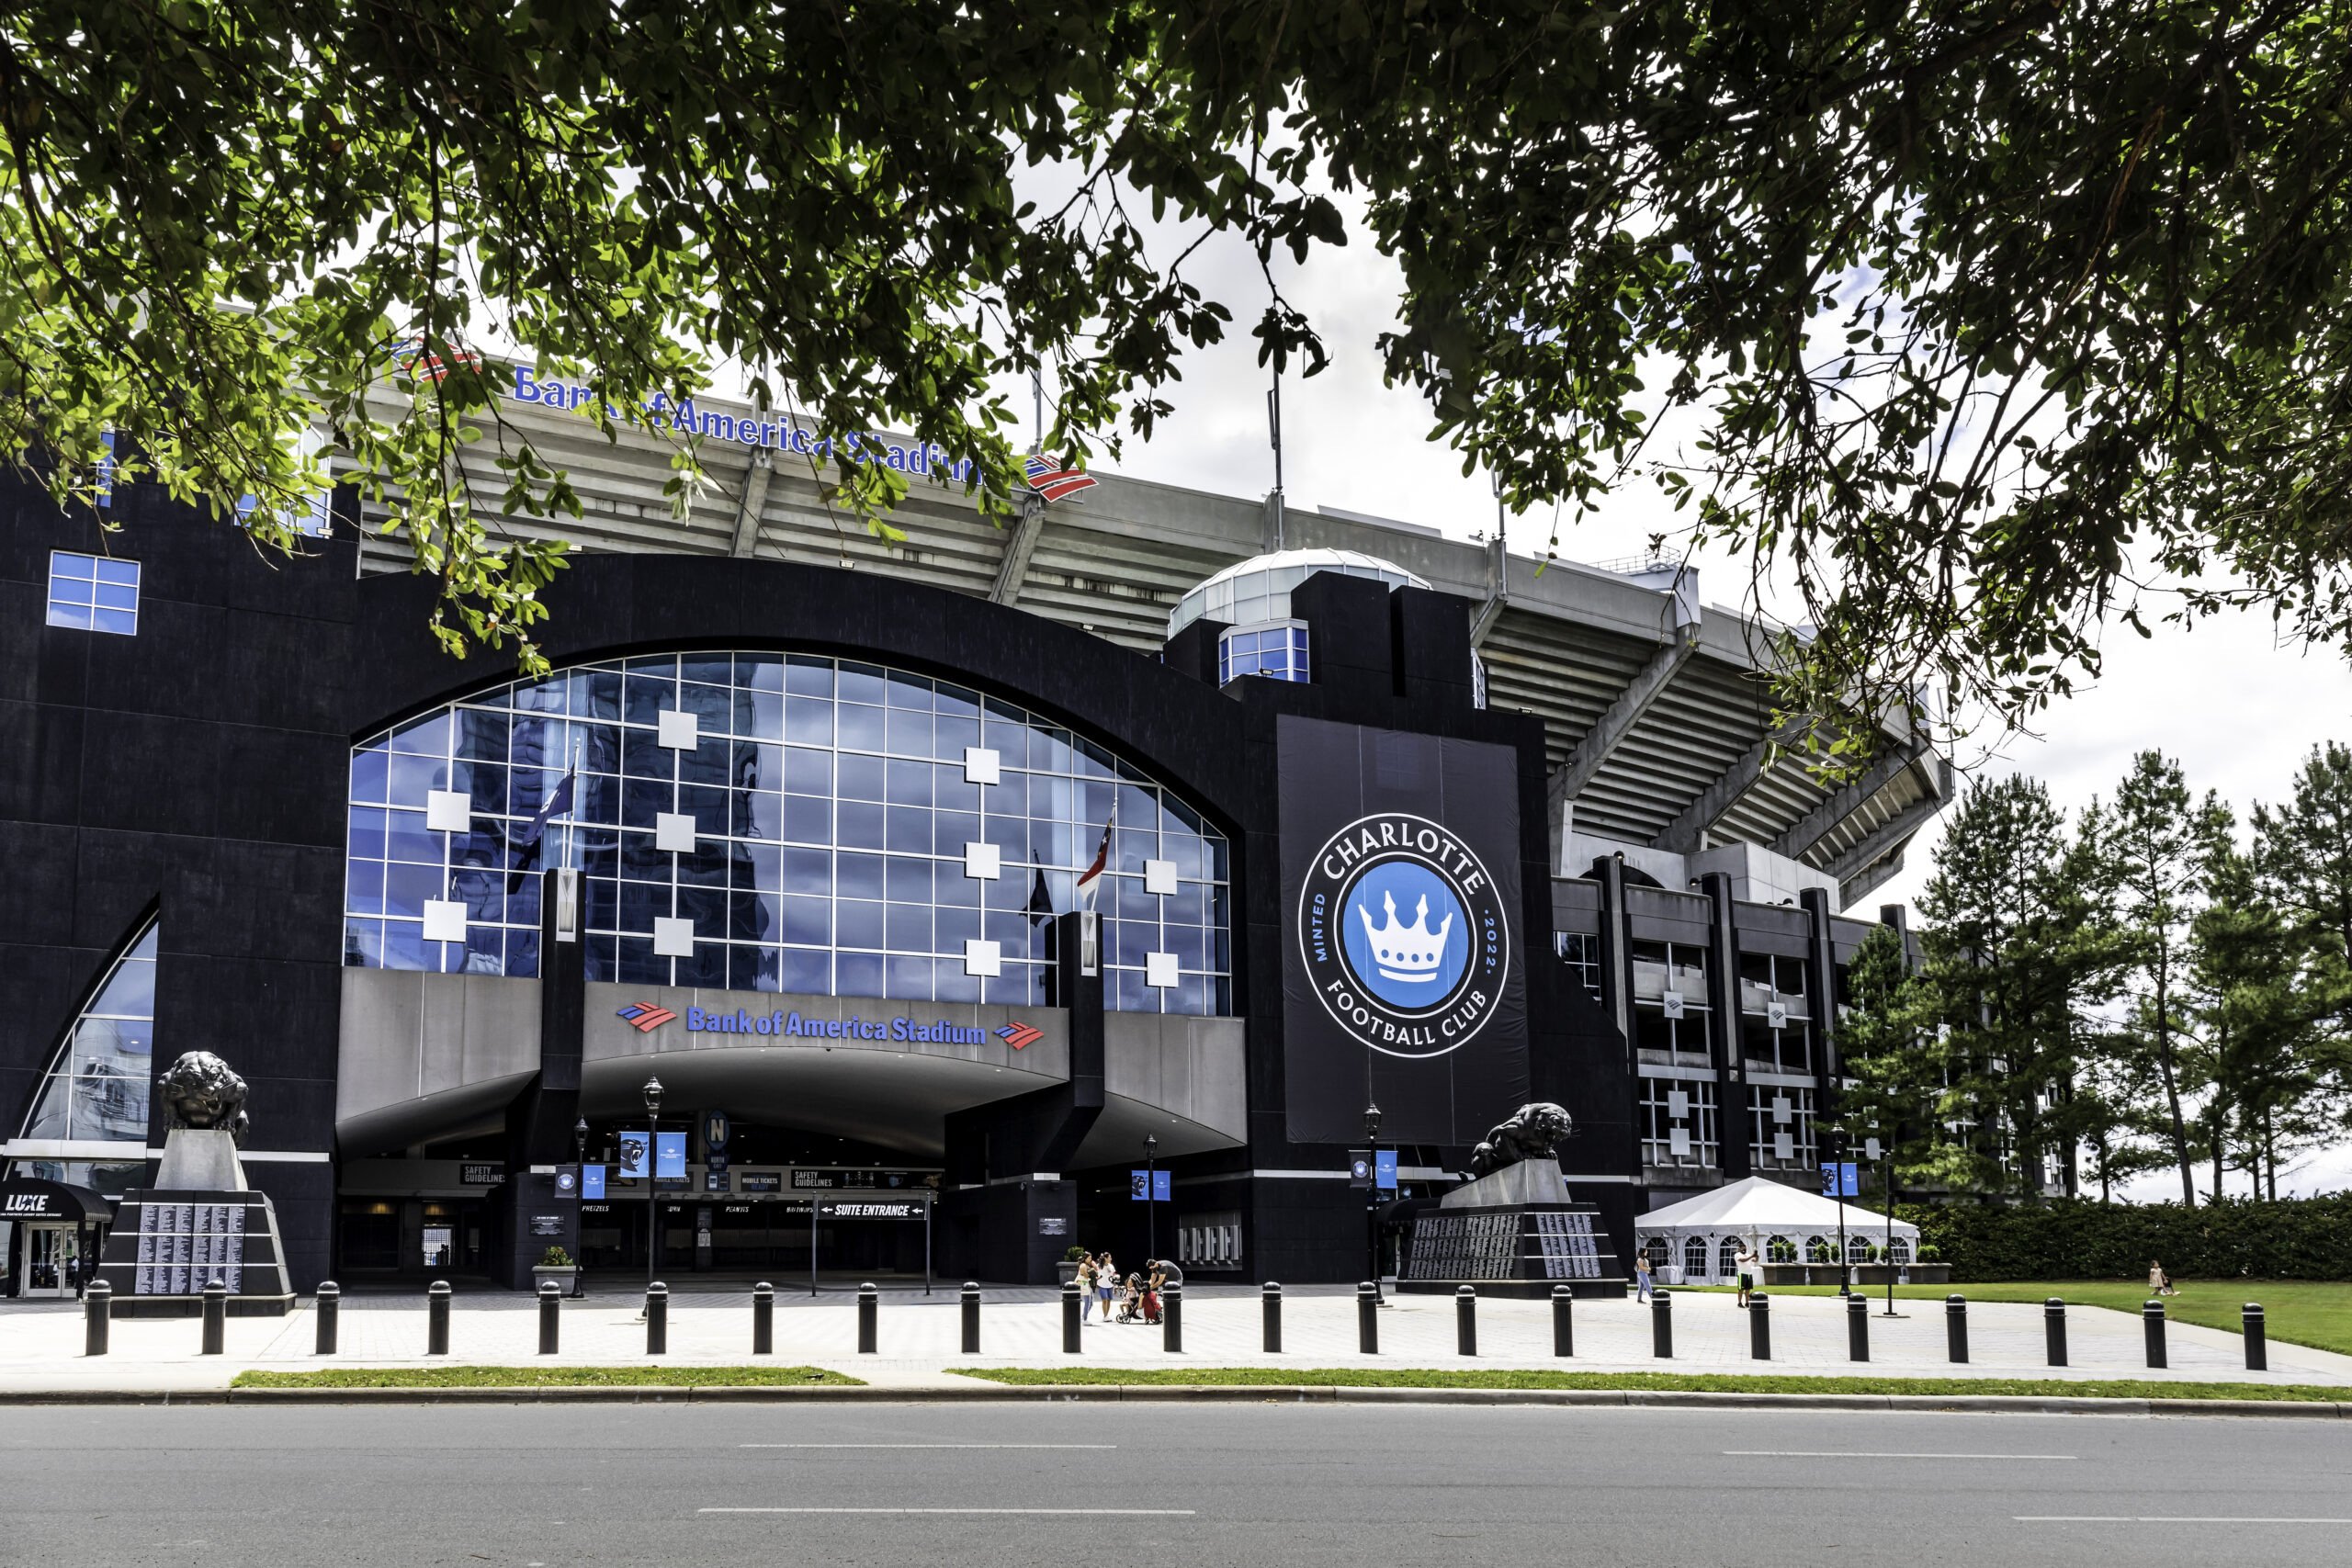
{"left": 1634, "top": 1249, "right": 1654, "bottom": 1303}
{"left": 1076, "top": 1253, "right": 1098, "bottom": 1322}
{"left": 2149, "top": 1260, "right": 2177, "bottom": 1297}
{"left": 1735, "top": 1243, "right": 1758, "bottom": 1308}
{"left": 1097, "top": 1253, "right": 1117, "bottom": 1320}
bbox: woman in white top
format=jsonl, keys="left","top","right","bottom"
{"left": 1076, "top": 1255, "right": 1098, "bottom": 1320}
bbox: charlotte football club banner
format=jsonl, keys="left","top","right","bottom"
{"left": 1276, "top": 715, "right": 1529, "bottom": 1145}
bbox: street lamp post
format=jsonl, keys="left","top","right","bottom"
{"left": 642, "top": 1076, "right": 664, "bottom": 1296}
{"left": 1363, "top": 1102, "right": 1384, "bottom": 1302}
{"left": 1144, "top": 1134, "right": 1159, "bottom": 1266}
{"left": 571, "top": 1116, "right": 590, "bottom": 1299}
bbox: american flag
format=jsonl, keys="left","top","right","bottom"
{"left": 1024, "top": 454, "right": 1099, "bottom": 503}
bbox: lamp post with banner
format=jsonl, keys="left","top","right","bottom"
{"left": 641, "top": 1076, "right": 663, "bottom": 1297}
{"left": 571, "top": 1116, "right": 591, "bottom": 1298}
{"left": 1144, "top": 1134, "right": 1159, "bottom": 1266}
{"left": 1363, "top": 1102, "right": 1385, "bottom": 1301}
{"left": 1820, "top": 1128, "right": 1852, "bottom": 1296}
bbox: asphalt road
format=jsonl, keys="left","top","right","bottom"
{"left": 7, "top": 1404, "right": 2349, "bottom": 1567}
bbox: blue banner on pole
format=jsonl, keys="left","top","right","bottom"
{"left": 1374, "top": 1149, "right": 1398, "bottom": 1190}
{"left": 582, "top": 1164, "right": 606, "bottom": 1201}
{"left": 1131, "top": 1169, "right": 1170, "bottom": 1201}
{"left": 1820, "top": 1161, "right": 1860, "bottom": 1198}
{"left": 656, "top": 1132, "right": 687, "bottom": 1179}
{"left": 1154, "top": 1169, "right": 1170, "bottom": 1202}
{"left": 618, "top": 1133, "right": 650, "bottom": 1179}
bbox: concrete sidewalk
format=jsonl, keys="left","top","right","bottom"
{"left": 0, "top": 1285, "right": 2340, "bottom": 1394}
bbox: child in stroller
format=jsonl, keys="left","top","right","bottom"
{"left": 1114, "top": 1272, "right": 1144, "bottom": 1322}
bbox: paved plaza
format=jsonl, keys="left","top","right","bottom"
{"left": 0, "top": 1281, "right": 2340, "bottom": 1393}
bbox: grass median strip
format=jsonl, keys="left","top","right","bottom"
{"left": 950, "top": 1367, "right": 2346, "bottom": 1401}
{"left": 232, "top": 1366, "right": 863, "bottom": 1390}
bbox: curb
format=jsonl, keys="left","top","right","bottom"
{"left": 1, "top": 1385, "right": 2345, "bottom": 1416}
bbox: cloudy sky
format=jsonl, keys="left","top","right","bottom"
{"left": 1035, "top": 213, "right": 2352, "bottom": 1201}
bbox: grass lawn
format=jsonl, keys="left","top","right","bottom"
{"left": 1676, "top": 1279, "right": 2352, "bottom": 1357}
{"left": 231, "top": 1365, "right": 862, "bottom": 1389}
{"left": 952, "top": 1367, "right": 2345, "bottom": 1400}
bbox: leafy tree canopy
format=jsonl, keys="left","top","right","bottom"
{"left": 5, "top": 0, "right": 2347, "bottom": 721}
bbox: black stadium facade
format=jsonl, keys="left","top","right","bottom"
{"left": 1, "top": 400, "right": 1948, "bottom": 1295}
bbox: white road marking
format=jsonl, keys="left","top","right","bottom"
{"left": 1727, "top": 1451, "right": 2075, "bottom": 1460}
{"left": 2017, "top": 1517, "right": 2352, "bottom": 1524}
{"left": 739, "top": 1444, "right": 1116, "bottom": 1450}
{"left": 700, "top": 1507, "right": 1193, "bottom": 1516}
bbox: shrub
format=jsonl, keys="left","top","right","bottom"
{"left": 538, "top": 1247, "right": 574, "bottom": 1268}
{"left": 1065, "top": 1246, "right": 1089, "bottom": 1262}
{"left": 1895, "top": 1195, "right": 2352, "bottom": 1280}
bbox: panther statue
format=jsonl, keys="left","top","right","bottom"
{"left": 158, "top": 1051, "right": 250, "bottom": 1146}
{"left": 1467, "top": 1101, "right": 1573, "bottom": 1178}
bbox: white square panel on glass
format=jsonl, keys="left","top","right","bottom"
{"left": 656, "top": 708, "right": 699, "bottom": 750}
{"left": 424, "top": 789, "right": 470, "bottom": 832}
{"left": 1661, "top": 990, "right": 1684, "bottom": 1019}
{"left": 421, "top": 899, "right": 468, "bottom": 943}
{"left": 1145, "top": 950, "right": 1179, "bottom": 989}
{"left": 963, "top": 840, "right": 1001, "bottom": 880}
{"left": 963, "top": 939, "right": 1002, "bottom": 977}
{"left": 651, "top": 916, "right": 695, "bottom": 957}
{"left": 654, "top": 812, "right": 696, "bottom": 852}
{"left": 963, "top": 746, "right": 1001, "bottom": 784}
{"left": 1771, "top": 1095, "right": 1792, "bottom": 1124}
{"left": 1143, "top": 859, "right": 1177, "bottom": 896}
{"left": 1666, "top": 1089, "right": 1689, "bottom": 1118}
{"left": 1774, "top": 1133, "right": 1795, "bottom": 1160}
{"left": 1669, "top": 1126, "right": 1691, "bottom": 1157}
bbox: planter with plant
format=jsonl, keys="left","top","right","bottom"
{"left": 531, "top": 1247, "right": 580, "bottom": 1291}
{"left": 1057, "top": 1245, "right": 1088, "bottom": 1286}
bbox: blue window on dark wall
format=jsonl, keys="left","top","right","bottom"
{"left": 1217, "top": 622, "right": 1308, "bottom": 685}
{"left": 46, "top": 551, "right": 141, "bottom": 635}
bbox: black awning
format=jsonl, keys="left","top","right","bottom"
{"left": 0, "top": 1177, "right": 114, "bottom": 1224}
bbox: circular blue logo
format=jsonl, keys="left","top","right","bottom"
{"left": 1340, "top": 860, "right": 1470, "bottom": 1009}
{"left": 1296, "top": 811, "right": 1510, "bottom": 1059}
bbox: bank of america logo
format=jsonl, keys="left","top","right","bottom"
{"left": 996, "top": 1021, "right": 1044, "bottom": 1050}
{"left": 616, "top": 1002, "right": 677, "bottom": 1032}
{"left": 1023, "top": 455, "right": 1098, "bottom": 503}
{"left": 1356, "top": 890, "right": 1452, "bottom": 983}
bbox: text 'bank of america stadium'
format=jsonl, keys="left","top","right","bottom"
{"left": 0, "top": 383, "right": 1948, "bottom": 1298}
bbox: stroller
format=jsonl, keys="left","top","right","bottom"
{"left": 1114, "top": 1273, "right": 1144, "bottom": 1323}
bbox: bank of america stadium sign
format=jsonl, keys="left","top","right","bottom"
{"left": 505, "top": 367, "right": 993, "bottom": 483}
{"left": 615, "top": 1001, "right": 1033, "bottom": 1047}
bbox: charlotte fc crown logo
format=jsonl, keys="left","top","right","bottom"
{"left": 1296, "top": 810, "right": 1510, "bottom": 1059}
{"left": 1358, "top": 890, "right": 1453, "bottom": 983}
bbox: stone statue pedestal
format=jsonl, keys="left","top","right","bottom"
{"left": 1397, "top": 1156, "right": 1626, "bottom": 1299}
{"left": 96, "top": 1128, "right": 293, "bottom": 1318}
{"left": 153, "top": 1128, "right": 247, "bottom": 1192}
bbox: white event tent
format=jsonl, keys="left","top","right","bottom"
{"left": 1634, "top": 1176, "right": 1922, "bottom": 1285}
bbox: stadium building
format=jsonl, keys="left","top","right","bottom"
{"left": 0, "top": 383, "right": 1949, "bottom": 1294}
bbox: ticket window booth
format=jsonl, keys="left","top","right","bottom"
{"left": 1, "top": 1177, "right": 113, "bottom": 1299}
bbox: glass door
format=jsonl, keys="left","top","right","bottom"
{"left": 25, "top": 1225, "right": 76, "bottom": 1297}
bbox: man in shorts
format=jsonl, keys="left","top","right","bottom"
{"left": 1735, "top": 1243, "right": 1758, "bottom": 1307}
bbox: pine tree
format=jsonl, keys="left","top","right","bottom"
{"left": 2253, "top": 743, "right": 2352, "bottom": 976}
{"left": 1909, "top": 776, "right": 2120, "bottom": 1202}
{"left": 2089, "top": 750, "right": 2223, "bottom": 1206}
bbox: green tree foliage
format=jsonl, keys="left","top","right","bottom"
{"left": 1902, "top": 776, "right": 2120, "bottom": 1201}
{"left": 2085, "top": 750, "right": 2232, "bottom": 1206}
{"left": 4, "top": 0, "right": 2350, "bottom": 721}
{"left": 2253, "top": 744, "right": 2352, "bottom": 972}
{"left": 2185, "top": 841, "right": 2346, "bottom": 1201}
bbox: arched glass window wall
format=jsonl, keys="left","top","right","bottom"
{"left": 344, "top": 653, "right": 1233, "bottom": 1015}
{"left": 12, "top": 921, "right": 157, "bottom": 1192}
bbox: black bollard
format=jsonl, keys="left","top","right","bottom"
{"left": 1061, "top": 1280, "right": 1081, "bottom": 1353}
{"left": 2144, "top": 1298, "right": 2167, "bottom": 1369}
{"left": 961, "top": 1281, "right": 981, "bottom": 1355}
{"left": 857, "top": 1281, "right": 878, "bottom": 1354}
{"left": 85, "top": 1280, "right": 110, "bottom": 1356}
{"left": 2045, "top": 1297, "right": 2068, "bottom": 1367}
{"left": 537, "top": 1280, "right": 561, "bottom": 1354}
{"left": 1262, "top": 1280, "right": 1283, "bottom": 1354}
{"left": 1847, "top": 1292, "right": 1869, "bottom": 1362}
{"left": 1358, "top": 1281, "right": 1380, "bottom": 1355}
{"left": 201, "top": 1279, "right": 227, "bottom": 1355}
{"left": 315, "top": 1281, "right": 340, "bottom": 1356}
{"left": 1945, "top": 1293, "right": 1968, "bottom": 1363}
{"left": 753, "top": 1281, "right": 775, "bottom": 1355}
{"left": 426, "top": 1280, "right": 450, "bottom": 1356}
{"left": 2245, "top": 1302, "right": 2267, "bottom": 1371}
{"left": 1163, "top": 1282, "right": 1182, "bottom": 1354}
{"left": 1552, "top": 1283, "right": 1574, "bottom": 1358}
{"left": 1456, "top": 1285, "right": 1478, "bottom": 1357}
{"left": 1749, "top": 1292, "right": 1771, "bottom": 1360}
{"left": 646, "top": 1281, "right": 668, "bottom": 1355}
{"left": 1651, "top": 1287, "right": 1672, "bottom": 1359}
